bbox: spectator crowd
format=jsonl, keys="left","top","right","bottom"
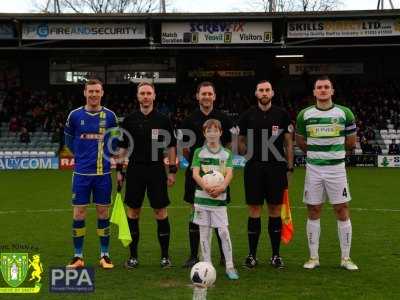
{"left": 1, "top": 79, "right": 399, "bottom": 155}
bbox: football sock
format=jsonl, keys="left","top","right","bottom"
{"left": 199, "top": 225, "right": 212, "bottom": 263}
{"left": 218, "top": 226, "right": 234, "bottom": 270}
{"left": 307, "top": 218, "right": 321, "bottom": 259}
{"left": 72, "top": 219, "right": 85, "bottom": 258}
{"left": 97, "top": 218, "right": 110, "bottom": 257}
{"left": 215, "top": 228, "right": 225, "bottom": 261}
{"left": 248, "top": 217, "right": 261, "bottom": 257}
{"left": 128, "top": 218, "right": 139, "bottom": 258}
{"left": 157, "top": 217, "right": 170, "bottom": 258}
{"left": 189, "top": 221, "right": 200, "bottom": 259}
{"left": 268, "top": 216, "right": 282, "bottom": 257}
{"left": 337, "top": 219, "right": 352, "bottom": 259}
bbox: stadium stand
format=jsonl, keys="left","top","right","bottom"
{"left": 0, "top": 79, "right": 399, "bottom": 161}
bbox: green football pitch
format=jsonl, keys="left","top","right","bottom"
{"left": 1, "top": 168, "right": 399, "bottom": 299}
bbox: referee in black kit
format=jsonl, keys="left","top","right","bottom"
{"left": 116, "top": 82, "right": 177, "bottom": 269}
{"left": 179, "top": 81, "right": 236, "bottom": 268}
{"left": 238, "top": 80, "right": 293, "bottom": 269}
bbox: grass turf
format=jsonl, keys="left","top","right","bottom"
{"left": 0, "top": 167, "right": 399, "bottom": 299}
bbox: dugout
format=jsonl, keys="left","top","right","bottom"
{"left": 0, "top": 10, "right": 400, "bottom": 101}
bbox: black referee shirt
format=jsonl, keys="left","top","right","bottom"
{"left": 119, "top": 109, "right": 176, "bottom": 166}
{"left": 180, "top": 108, "right": 234, "bottom": 166}
{"left": 238, "top": 105, "right": 292, "bottom": 164}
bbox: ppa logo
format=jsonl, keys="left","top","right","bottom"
{"left": 50, "top": 267, "right": 94, "bottom": 293}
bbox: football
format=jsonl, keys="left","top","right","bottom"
{"left": 202, "top": 170, "right": 224, "bottom": 187}
{"left": 190, "top": 262, "right": 217, "bottom": 288}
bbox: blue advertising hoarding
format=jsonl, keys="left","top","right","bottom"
{"left": 0, "top": 157, "right": 59, "bottom": 170}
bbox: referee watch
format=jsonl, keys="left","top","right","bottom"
{"left": 287, "top": 167, "right": 294, "bottom": 173}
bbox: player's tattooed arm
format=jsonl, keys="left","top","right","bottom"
{"left": 284, "top": 132, "right": 294, "bottom": 169}
{"left": 295, "top": 134, "right": 307, "bottom": 153}
{"left": 345, "top": 134, "right": 356, "bottom": 151}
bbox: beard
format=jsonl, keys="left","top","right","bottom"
{"left": 257, "top": 96, "right": 271, "bottom": 106}
{"left": 139, "top": 99, "right": 152, "bottom": 107}
{"left": 317, "top": 95, "right": 330, "bottom": 101}
{"left": 200, "top": 100, "right": 212, "bottom": 109}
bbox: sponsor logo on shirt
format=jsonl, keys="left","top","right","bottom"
{"left": 308, "top": 124, "right": 341, "bottom": 137}
{"left": 80, "top": 133, "right": 104, "bottom": 140}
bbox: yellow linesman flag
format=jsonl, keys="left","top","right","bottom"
{"left": 281, "top": 189, "right": 294, "bottom": 244}
{"left": 110, "top": 192, "right": 132, "bottom": 247}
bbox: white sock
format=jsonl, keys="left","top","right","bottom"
{"left": 306, "top": 218, "right": 320, "bottom": 259}
{"left": 217, "top": 226, "right": 234, "bottom": 270}
{"left": 199, "top": 225, "right": 212, "bottom": 263}
{"left": 337, "top": 219, "right": 352, "bottom": 259}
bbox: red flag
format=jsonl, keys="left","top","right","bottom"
{"left": 281, "top": 189, "right": 294, "bottom": 244}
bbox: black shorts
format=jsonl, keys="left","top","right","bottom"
{"left": 125, "top": 163, "right": 170, "bottom": 209}
{"left": 244, "top": 160, "right": 287, "bottom": 205}
{"left": 184, "top": 167, "right": 231, "bottom": 204}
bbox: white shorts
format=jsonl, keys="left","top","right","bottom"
{"left": 303, "top": 163, "right": 351, "bottom": 205}
{"left": 192, "top": 205, "right": 229, "bottom": 228}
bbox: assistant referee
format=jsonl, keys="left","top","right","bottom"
{"left": 238, "top": 80, "right": 294, "bottom": 269}
{"left": 117, "top": 82, "right": 177, "bottom": 269}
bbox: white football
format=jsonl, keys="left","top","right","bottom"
{"left": 190, "top": 262, "right": 216, "bottom": 288}
{"left": 202, "top": 170, "right": 224, "bottom": 187}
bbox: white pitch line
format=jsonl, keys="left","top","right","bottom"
{"left": 0, "top": 206, "right": 400, "bottom": 215}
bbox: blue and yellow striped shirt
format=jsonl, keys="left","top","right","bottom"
{"left": 64, "top": 106, "right": 118, "bottom": 175}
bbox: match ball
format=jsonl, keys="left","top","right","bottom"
{"left": 202, "top": 170, "right": 224, "bottom": 187}
{"left": 190, "top": 262, "right": 216, "bottom": 288}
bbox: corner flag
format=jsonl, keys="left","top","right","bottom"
{"left": 281, "top": 189, "right": 294, "bottom": 244}
{"left": 110, "top": 191, "right": 132, "bottom": 247}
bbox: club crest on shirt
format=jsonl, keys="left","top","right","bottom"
{"left": 201, "top": 165, "right": 211, "bottom": 174}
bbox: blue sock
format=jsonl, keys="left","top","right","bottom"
{"left": 72, "top": 219, "right": 85, "bottom": 258}
{"left": 97, "top": 219, "right": 110, "bottom": 257}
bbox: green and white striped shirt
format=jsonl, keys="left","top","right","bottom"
{"left": 296, "top": 104, "right": 356, "bottom": 166}
{"left": 191, "top": 145, "right": 233, "bottom": 207}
